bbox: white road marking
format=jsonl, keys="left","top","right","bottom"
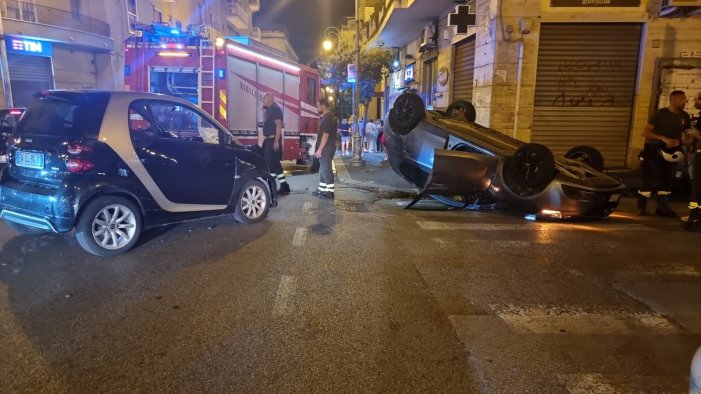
{"left": 619, "top": 264, "right": 701, "bottom": 278}
{"left": 416, "top": 221, "right": 654, "bottom": 232}
{"left": 292, "top": 227, "right": 307, "bottom": 247}
{"left": 557, "top": 373, "right": 685, "bottom": 394}
{"left": 272, "top": 275, "right": 297, "bottom": 316}
{"left": 491, "top": 305, "right": 680, "bottom": 335}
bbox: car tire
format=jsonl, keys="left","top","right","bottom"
{"left": 446, "top": 100, "right": 477, "bottom": 122}
{"left": 234, "top": 180, "right": 270, "bottom": 224}
{"left": 504, "top": 143, "right": 556, "bottom": 192}
{"left": 6, "top": 221, "right": 48, "bottom": 235}
{"left": 565, "top": 145, "right": 605, "bottom": 172}
{"left": 75, "top": 196, "right": 142, "bottom": 257}
{"left": 388, "top": 93, "right": 426, "bottom": 135}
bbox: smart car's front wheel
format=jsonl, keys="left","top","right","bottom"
{"left": 234, "top": 180, "right": 270, "bottom": 224}
{"left": 75, "top": 196, "right": 142, "bottom": 257}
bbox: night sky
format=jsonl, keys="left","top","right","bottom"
{"left": 254, "top": 0, "right": 355, "bottom": 64}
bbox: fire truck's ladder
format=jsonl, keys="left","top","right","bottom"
{"left": 199, "top": 40, "right": 215, "bottom": 118}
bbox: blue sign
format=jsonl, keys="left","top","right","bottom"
{"left": 5, "top": 37, "right": 52, "bottom": 57}
{"left": 347, "top": 64, "right": 357, "bottom": 83}
{"left": 404, "top": 63, "right": 415, "bottom": 83}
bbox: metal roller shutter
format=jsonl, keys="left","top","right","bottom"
{"left": 452, "top": 36, "right": 475, "bottom": 103}
{"left": 8, "top": 53, "right": 54, "bottom": 107}
{"left": 532, "top": 23, "right": 641, "bottom": 168}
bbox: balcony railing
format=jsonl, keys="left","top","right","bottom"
{"left": 361, "top": 0, "right": 393, "bottom": 44}
{"left": 1, "top": 0, "right": 110, "bottom": 37}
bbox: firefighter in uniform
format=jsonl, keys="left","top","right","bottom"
{"left": 684, "top": 92, "right": 701, "bottom": 231}
{"left": 261, "top": 93, "right": 290, "bottom": 194}
{"left": 313, "top": 99, "right": 337, "bottom": 199}
{"left": 637, "top": 90, "right": 691, "bottom": 217}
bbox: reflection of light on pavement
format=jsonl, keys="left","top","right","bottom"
{"left": 0, "top": 222, "right": 18, "bottom": 250}
{"left": 535, "top": 222, "right": 556, "bottom": 244}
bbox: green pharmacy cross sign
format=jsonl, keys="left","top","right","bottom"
{"left": 449, "top": 5, "right": 476, "bottom": 35}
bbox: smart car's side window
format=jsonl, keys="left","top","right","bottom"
{"left": 145, "top": 101, "right": 220, "bottom": 145}
{"left": 128, "top": 103, "right": 156, "bottom": 147}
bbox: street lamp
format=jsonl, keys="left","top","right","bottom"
{"left": 350, "top": 0, "right": 364, "bottom": 167}
{"left": 322, "top": 27, "right": 342, "bottom": 51}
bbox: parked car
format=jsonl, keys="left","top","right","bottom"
{"left": 385, "top": 93, "right": 625, "bottom": 219}
{"left": 0, "top": 107, "right": 25, "bottom": 165}
{"left": 0, "top": 91, "right": 276, "bottom": 256}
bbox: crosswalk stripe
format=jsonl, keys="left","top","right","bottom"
{"left": 490, "top": 305, "right": 680, "bottom": 335}
{"left": 272, "top": 276, "right": 296, "bottom": 316}
{"left": 416, "top": 221, "right": 654, "bottom": 232}
{"left": 292, "top": 227, "right": 307, "bottom": 247}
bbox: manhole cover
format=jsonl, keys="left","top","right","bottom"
{"left": 335, "top": 201, "right": 372, "bottom": 212}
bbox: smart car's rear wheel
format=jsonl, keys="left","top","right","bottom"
{"left": 75, "top": 196, "right": 141, "bottom": 257}
{"left": 234, "top": 180, "right": 270, "bottom": 224}
{"left": 446, "top": 100, "right": 477, "bottom": 122}
{"left": 388, "top": 93, "right": 426, "bottom": 135}
{"left": 504, "top": 143, "right": 556, "bottom": 195}
{"left": 565, "top": 145, "right": 605, "bottom": 172}
{"left": 5, "top": 221, "right": 48, "bottom": 235}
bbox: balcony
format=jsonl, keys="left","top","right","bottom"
{"left": 361, "top": 0, "right": 457, "bottom": 48}
{"left": 226, "top": 0, "right": 252, "bottom": 31}
{"left": 1, "top": 0, "right": 112, "bottom": 50}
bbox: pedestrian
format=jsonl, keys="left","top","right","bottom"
{"left": 684, "top": 92, "right": 701, "bottom": 231}
{"left": 338, "top": 117, "right": 351, "bottom": 156}
{"left": 376, "top": 119, "right": 384, "bottom": 153}
{"left": 365, "top": 118, "right": 377, "bottom": 152}
{"left": 260, "top": 93, "right": 290, "bottom": 194}
{"left": 313, "top": 99, "right": 337, "bottom": 199}
{"left": 637, "top": 90, "right": 691, "bottom": 217}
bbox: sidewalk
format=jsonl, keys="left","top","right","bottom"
{"left": 334, "top": 152, "right": 417, "bottom": 198}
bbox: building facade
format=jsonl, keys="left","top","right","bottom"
{"left": 362, "top": 0, "right": 701, "bottom": 168}
{"left": 0, "top": 0, "right": 266, "bottom": 107}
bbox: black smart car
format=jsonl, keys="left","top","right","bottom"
{"left": 0, "top": 107, "right": 25, "bottom": 165}
{"left": 0, "top": 91, "right": 276, "bottom": 256}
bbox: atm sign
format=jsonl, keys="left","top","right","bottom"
{"left": 5, "top": 37, "right": 52, "bottom": 57}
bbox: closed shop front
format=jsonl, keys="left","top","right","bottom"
{"left": 52, "top": 47, "right": 97, "bottom": 90}
{"left": 531, "top": 24, "right": 642, "bottom": 168}
{"left": 452, "top": 36, "right": 476, "bottom": 103}
{"left": 5, "top": 36, "right": 54, "bottom": 107}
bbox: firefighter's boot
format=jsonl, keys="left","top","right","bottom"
{"left": 655, "top": 195, "right": 677, "bottom": 218}
{"left": 685, "top": 207, "right": 701, "bottom": 232}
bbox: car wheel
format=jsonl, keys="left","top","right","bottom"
{"left": 504, "top": 143, "right": 556, "bottom": 192}
{"left": 388, "top": 93, "right": 426, "bottom": 135}
{"left": 446, "top": 100, "right": 477, "bottom": 122}
{"left": 234, "top": 180, "right": 270, "bottom": 224}
{"left": 565, "top": 145, "right": 605, "bottom": 172}
{"left": 75, "top": 196, "right": 142, "bottom": 257}
{"left": 5, "top": 221, "right": 48, "bottom": 235}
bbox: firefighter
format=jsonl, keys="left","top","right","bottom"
{"left": 637, "top": 90, "right": 691, "bottom": 217}
{"left": 684, "top": 92, "right": 701, "bottom": 231}
{"left": 261, "top": 93, "right": 290, "bottom": 194}
{"left": 313, "top": 99, "right": 338, "bottom": 199}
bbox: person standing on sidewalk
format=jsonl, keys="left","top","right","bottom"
{"left": 684, "top": 92, "right": 701, "bottom": 231}
{"left": 376, "top": 120, "right": 384, "bottom": 153}
{"left": 313, "top": 99, "right": 338, "bottom": 199}
{"left": 365, "top": 118, "right": 377, "bottom": 152}
{"left": 338, "top": 118, "right": 351, "bottom": 156}
{"left": 261, "top": 93, "right": 290, "bottom": 194}
{"left": 637, "top": 90, "right": 691, "bottom": 217}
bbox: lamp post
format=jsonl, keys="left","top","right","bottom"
{"left": 322, "top": 27, "right": 342, "bottom": 51}
{"left": 350, "top": 0, "right": 365, "bottom": 167}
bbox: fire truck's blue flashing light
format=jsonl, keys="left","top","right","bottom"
{"left": 170, "top": 29, "right": 180, "bottom": 35}
{"left": 229, "top": 36, "right": 250, "bottom": 46}
{"left": 218, "top": 69, "right": 226, "bottom": 79}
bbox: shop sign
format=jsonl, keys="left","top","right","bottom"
{"left": 551, "top": 0, "right": 640, "bottom": 6}
{"left": 5, "top": 36, "right": 52, "bottom": 57}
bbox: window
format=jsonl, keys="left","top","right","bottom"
{"left": 421, "top": 59, "right": 437, "bottom": 109}
{"left": 16, "top": 93, "right": 110, "bottom": 139}
{"left": 130, "top": 100, "right": 222, "bottom": 145}
{"left": 126, "top": 0, "right": 138, "bottom": 33}
{"left": 153, "top": 7, "right": 162, "bottom": 23}
{"left": 306, "top": 78, "right": 317, "bottom": 105}
{"left": 70, "top": 0, "right": 80, "bottom": 16}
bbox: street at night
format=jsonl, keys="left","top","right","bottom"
{"left": 1, "top": 157, "right": 699, "bottom": 392}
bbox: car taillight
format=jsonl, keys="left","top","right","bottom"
{"left": 67, "top": 142, "right": 91, "bottom": 155}
{"left": 66, "top": 158, "right": 94, "bottom": 173}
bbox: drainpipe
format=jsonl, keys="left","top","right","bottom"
{"left": 512, "top": 39, "right": 524, "bottom": 139}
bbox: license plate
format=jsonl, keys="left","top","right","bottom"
{"left": 15, "top": 151, "right": 45, "bottom": 170}
{"left": 609, "top": 194, "right": 621, "bottom": 202}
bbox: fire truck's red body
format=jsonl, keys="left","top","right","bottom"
{"left": 124, "top": 27, "right": 320, "bottom": 161}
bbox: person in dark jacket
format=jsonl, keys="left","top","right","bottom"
{"left": 313, "top": 99, "right": 338, "bottom": 199}
{"left": 261, "top": 93, "right": 290, "bottom": 194}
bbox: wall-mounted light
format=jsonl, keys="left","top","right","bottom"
{"left": 215, "top": 37, "right": 225, "bottom": 48}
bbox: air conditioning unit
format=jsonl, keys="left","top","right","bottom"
{"left": 419, "top": 23, "right": 437, "bottom": 52}
{"left": 660, "top": 0, "right": 701, "bottom": 17}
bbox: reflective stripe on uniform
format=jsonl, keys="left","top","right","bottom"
{"left": 658, "top": 191, "right": 672, "bottom": 196}
{"left": 638, "top": 191, "right": 652, "bottom": 198}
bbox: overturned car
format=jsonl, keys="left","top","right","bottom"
{"left": 385, "top": 93, "right": 625, "bottom": 219}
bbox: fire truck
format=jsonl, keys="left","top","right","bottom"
{"left": 124, "top": 24, "right": 321, "bottom": 161}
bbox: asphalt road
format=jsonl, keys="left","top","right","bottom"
{"left": 1, "top": 165, "right": 700, "bottom": 393}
